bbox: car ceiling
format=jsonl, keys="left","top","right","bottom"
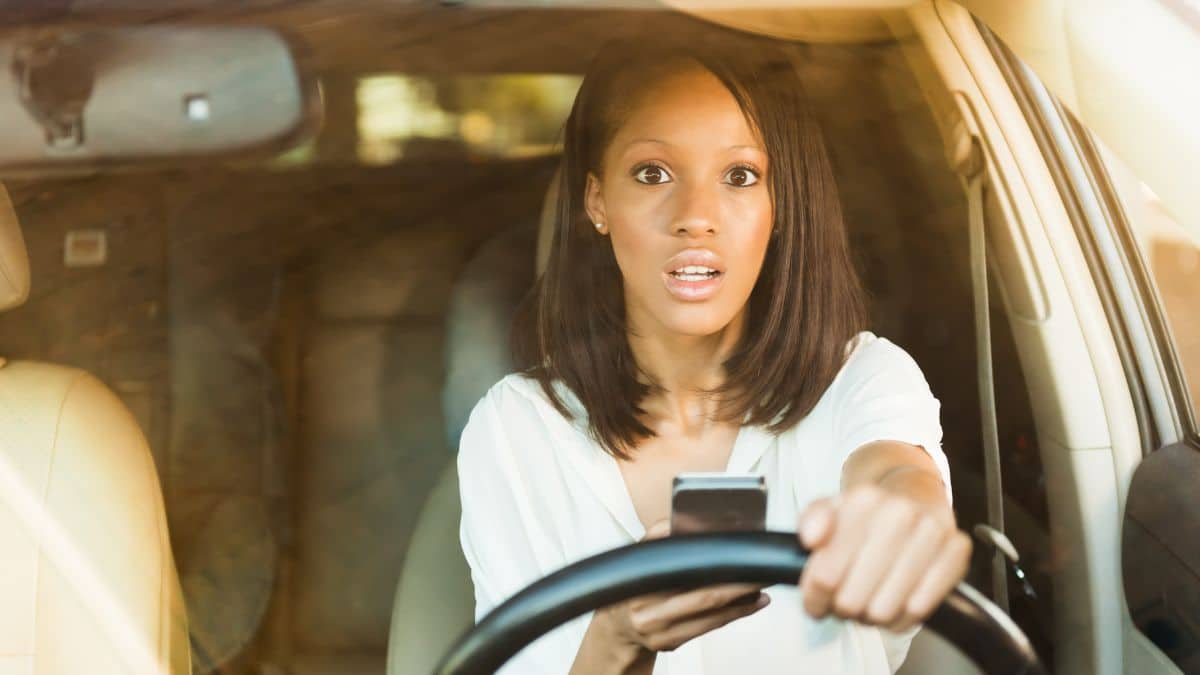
{"left": 0, "top": 3, "right": 742, "bottom": 75}
{"left": 0, "top": 1, "right": 910, "bottom": 75}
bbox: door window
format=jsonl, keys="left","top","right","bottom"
{"left": 1101, "top": 145, "right": 1200, "bottom": 430}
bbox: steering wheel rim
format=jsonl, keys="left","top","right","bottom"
{"left": 434, "top": 531, "right": 1046, "bottom": 675}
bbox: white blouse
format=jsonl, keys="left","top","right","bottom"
{"left": 457, "top": 331, "right": 951, "bottom": 674}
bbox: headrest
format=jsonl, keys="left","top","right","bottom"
{"left": 535, "top": 168, "right": 560, "bottom": 277}
{"left": 0, "top": 184, "right": 30, "bottom": 313}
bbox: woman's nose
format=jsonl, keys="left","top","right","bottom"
{"left": 671, "top": 181, "right": 719, "bottom": 238}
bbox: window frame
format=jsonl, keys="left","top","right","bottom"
{"left": 978, "top": 21, "right": 1199, "bottom": 453}
{"left": 1072, "top": 130, "right": 1200, "bottom": 450}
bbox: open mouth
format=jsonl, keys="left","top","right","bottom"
{"left": 662, "top": 250, "right": 726, "bottom": 301}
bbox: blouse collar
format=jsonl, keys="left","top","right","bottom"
{"left": 568, "top": 421, "right": 777, "bottom": 542}
{"left": 537, "top": 378, "right": 777, "bottom": 541}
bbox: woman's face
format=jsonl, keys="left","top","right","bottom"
{"left": 585, "top": 66, "right": 773, "bottom": 339}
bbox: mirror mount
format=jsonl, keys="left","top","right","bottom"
{"left": 12, "top": 32, "right": 95, "bottom": 150}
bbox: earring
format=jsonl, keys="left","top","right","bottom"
{"left": 594, "top": 222, "right": 605, "bottom": 232}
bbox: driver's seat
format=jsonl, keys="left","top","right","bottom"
{"left": 384, "top": 172, "right": 980, "bottom": 675}
{"left": 0, "top": 184, "right": 191, "bottom": 674}
{"left": 384, "top": 174, "right": 549, "bottom": 675}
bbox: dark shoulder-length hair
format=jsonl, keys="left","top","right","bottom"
{"left": 512, "top": 27, "right": 868, "bottom": 460}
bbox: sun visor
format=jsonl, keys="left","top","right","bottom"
{"left": 0, "top": 184, "right": 30, "bottom": 312}
{"left": 660, "top": 1, "right": 920, "bottom": 42}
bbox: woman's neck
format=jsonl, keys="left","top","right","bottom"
{"left": 626, "top": 307, "right": 747, "bottom": 430}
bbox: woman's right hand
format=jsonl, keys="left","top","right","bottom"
{"left": 588, "top": 521, "right": 771, "bottom": 663}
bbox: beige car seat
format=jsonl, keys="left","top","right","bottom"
{"left": 0, "top": 184, "right": 190, "bottom": 675}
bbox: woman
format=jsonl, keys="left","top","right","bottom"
{"left": 457, "top": 29, "right": 970, "bottom": 674}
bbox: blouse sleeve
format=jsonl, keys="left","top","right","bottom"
{"left": 830, "top": 335, "right": 951, "bottom": 504}
{"left": 826, "top": 336, "right": 952, "bottom": 672}
{"left": 457, "top": 381, "right": 586, "bottom": 675}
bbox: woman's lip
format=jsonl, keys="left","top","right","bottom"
{"left": 663, "top": 270, "right": 724, "bottom": 301}
{"left": 662, "top": 248, "right": 726, "bottom": 275}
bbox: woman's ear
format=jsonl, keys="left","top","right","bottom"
{"left": 584, "top": 172, "right": 609, "bottom": 235}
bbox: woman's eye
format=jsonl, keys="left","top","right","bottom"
{"left": 633, "top": 165, "right": 671, "bottom": 185}
{"left": 725, "top": 166, "right": 761, "bottom": 187}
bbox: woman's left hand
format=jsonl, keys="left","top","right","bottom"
{"left": 795, "top": 484, "right": 972, "bottom": 632}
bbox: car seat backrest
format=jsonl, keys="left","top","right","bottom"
{"left": 386, "top": 170, "right": 553, "bottom": 675}
{"left": 441, "top": 220, "right": 540, "bottom": 449}
{"left": 0, "top": 183, "right": 190, "bottom": 675}
{"left": 0, "top": 186, "right": 29, "bottom": 312}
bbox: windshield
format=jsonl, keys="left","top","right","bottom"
{"left": 0, "top": 4, "right": 1165, "bottom": 675}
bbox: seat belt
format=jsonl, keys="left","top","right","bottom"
{"left": 948, "top": 118, "right": 1009, "bottom": 612}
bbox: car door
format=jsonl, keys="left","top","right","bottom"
{"left": 964, "top": 1, "right": 1200, "bottom": 673}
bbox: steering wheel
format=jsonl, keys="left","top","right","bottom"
{"left": 433, "top": 531, "right": 1046, "bottom": 675}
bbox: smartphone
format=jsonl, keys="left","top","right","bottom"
{"left": 670, "top": 473, "right": 768, "bottom": 535}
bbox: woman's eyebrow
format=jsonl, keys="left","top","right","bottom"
{"left": 624, "top": 138, "right": 670, "bottom": 148}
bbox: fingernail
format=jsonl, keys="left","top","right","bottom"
{"left": 755, "top": 593, "right": 771, "bottom": 608}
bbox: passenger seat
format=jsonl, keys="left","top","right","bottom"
{"left": 0, "top": 184, "right": 190, "bottom": 675}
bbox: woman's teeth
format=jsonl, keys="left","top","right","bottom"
{"left": 670, "top": 266, "right": 720, "bottom": 281}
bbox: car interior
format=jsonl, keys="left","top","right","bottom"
{"left": 0, "top": 2, "right": 1188, "bottom": 675}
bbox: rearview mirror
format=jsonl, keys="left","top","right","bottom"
{"left": 0, "top": 26, "right": 320, "bottom": 174}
